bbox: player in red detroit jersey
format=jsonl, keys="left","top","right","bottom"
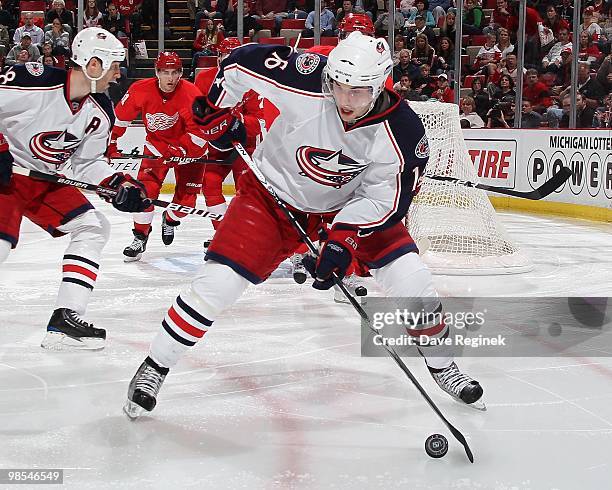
{"left": 195, "top": 37, "right": 266, "bottom": 240}
{"left": 108, "top": 52, "right": 206, "bottom": 261}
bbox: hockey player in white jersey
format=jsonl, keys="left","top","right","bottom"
{"left": 124, "top": 32, "right": 484, "bottom": 418}
{"left": 0, "top": 27, "right": 150, "bottom": 350}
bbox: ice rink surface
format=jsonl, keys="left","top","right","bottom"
{"left": 1, "top": 196, "right": 611, "bottom": 489}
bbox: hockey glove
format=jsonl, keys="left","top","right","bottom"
{"left": 98, "top": 173, "right": 151, "bottom": 213}
{"left": 302, "top": 226, "right": 358, "bottom": 290}
{"left": 193, "top": 97, "right": 246, "bottom": 152}
{"left": 105, "top": 140, "right": 123, "bottom": 159}
{"left": 0, "top": 149, "right": 13, "bottom": 187}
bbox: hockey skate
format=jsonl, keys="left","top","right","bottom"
{"left": 430, "top": 362, "right": 486, "bottom": 411}
{"left": 290, "top": 253, "right": 307, "bottom": 284}
{"left": 123, "top": 230, "right": 149, "bottom": 262}
{"left": 333, "top": 274, "right": 368, "bottom": 304}
{"left": 123, "top": 356, "right": 169, "bottom": 420}
{"left": 41, "top": 308, "right": 106, "bottom": 351}
{"left": 161, "top": 211, "right": 179, "bottom": 246}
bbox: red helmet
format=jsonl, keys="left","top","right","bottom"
{"left": 218, "top": 37, "right": 242, "bottom": 55}
{"left": 155, "top": 51, "right": 183, "bottom": 71}
{"left": 338, "top": 13, "right": 375, "bottom": 40}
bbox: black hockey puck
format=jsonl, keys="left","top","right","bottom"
{"left": 355, "top": 285, "right": 368, "bottom": 297}
{"left": 203, "top": 240, "right": 211, "bottom": 249}
{"left": 293, "top": 271, "right": 307, "bottom": 284}
{"left": 425, "top": 434, "right": 448, "bottom": 458}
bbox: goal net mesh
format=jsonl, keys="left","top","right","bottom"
{"left": 406, "top": 102, "right": 533, "bottom": 275}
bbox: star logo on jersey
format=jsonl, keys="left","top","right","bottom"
{"left": 29, "top": 130, "right": 82, "bottom": 166}
{"left": 296, "top": 146, "right": 367, "bottom": 188}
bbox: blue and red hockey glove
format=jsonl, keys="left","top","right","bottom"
{"left": 98, "top": 173, "right": 151, "bottom": 213}
{"left": 192, "top": 96, "right": 246, "bottom": 151}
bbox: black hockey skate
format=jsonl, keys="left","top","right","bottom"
{"left": 41, "top": 308, "right": 106, "bottom": 351}
{"left": 123, "top": 356, "right": 169, "bottom": 420}
{"left": 430, "top": 362, "right": 486, "bottom": 411}
{"left": 161, "top": 211, "right": 179, "bottom": 246}
{"left": 123, "top": 230, "right": 149, "bottom": 262}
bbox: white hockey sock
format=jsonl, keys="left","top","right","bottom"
{"left": 133, "top": 210, "right": 155, "bottom": 226}
{"left": 150, "top": 261, "right": 251, "bottom": 368}
{"left": 54, "top": 210, "right": 110, "bottom": 315}
{"left": 206, "top": 202, "right": 228, "bottom": 215}
{"left": 371, "top": 252, "right": 453, "bottom": 370}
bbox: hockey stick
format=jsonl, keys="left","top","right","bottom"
{"left": 427, "top": 166, "right": 572, "bottom": 200}
{"left": 11, "top": 166, "right": 224, "bottom": 221}
{"left": 113, "top": 148, "right": 236, "bottom": 165}
{"left": 233, "top": 143, "right": 475, "bottom": 463}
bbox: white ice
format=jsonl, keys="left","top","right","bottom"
{"left": 1, "top": 196, "right": 611, "bottom": 489}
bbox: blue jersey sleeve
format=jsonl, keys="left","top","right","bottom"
{"left": 208, "top": 43, "right": 327, "bottom": 114}
{"left": 0, "top": 63, "right": 67, "bottom": 88}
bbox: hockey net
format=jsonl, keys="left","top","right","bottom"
{"left": 406, "top": 102, "right": 533, "bottom": 275}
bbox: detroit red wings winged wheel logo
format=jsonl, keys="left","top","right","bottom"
{"left": 29, "top": 130, "right": 82, "bottom": 165}
{"left": 296, "top": 146, "right": 368, "bottom": 188}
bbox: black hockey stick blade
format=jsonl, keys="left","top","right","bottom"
{"left": 427, "top": 166, "right": 572, "bottom": 200}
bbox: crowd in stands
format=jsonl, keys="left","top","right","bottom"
{"left": 0, "top": 0, "right": 610, "bottom": 128}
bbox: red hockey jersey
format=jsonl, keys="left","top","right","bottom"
{"left": 112, "top": 78, "right": 206, "bottom": 157}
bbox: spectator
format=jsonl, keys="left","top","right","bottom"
{"left": 432, "top": 73, "right": 454, "bottom": 102}
{"left": 411, "top": 33, "right": 435, "bottom": 67}
{"left": 413, "top": 63, "right": 436, "bottom": 97}
{"left": 587, "top": 0, "right": 610, "bottom": 17}
{"left": 36, "top": 41, "right": 53, "bottom": 61}
{"left": 483, "top": 0, "right": 511, "bottom": 35}
{"left": 188, "top": 0, "right": 202, "bottom": 22}
{"left": 5, "top": 33, "right": 40, "bottom": 65}
{"left": 489, "top": 73, "right": 516, "bottom": 102}
{"left": 520, "top": 100, "right": 544, "bottom": 128}
{"left": 428, "top": 0, "right": 450, "bottom": 26}
{"left": 393, "top": 48, "right": 420, "bottom": 82}
{"left": 592, "top": 92, "right": 612, "bottom": 128}
{"left": 486, "top": 95, "right": 515, "bottom": 128}
{"left": 580, "top": 6, "right": 602, "bottom": 38}
{"left": 399, "top": 0, "right": 416, "bottom": 20}
{"left": 541, "top": 27, "right": 571, "bottom": 72}
{"left": 13, "top": 12, "right": 45, "bottom": 47}
{"left": 195, "top": 0, "right": 228, "bottom": 30}
{"left": 336, "top": 0, "right": 355, "bottom": 23}
{"left": 575, "top": 61, "right": 607, "bottom": 108}
{"left": 224, "top": 0, "right": 262, "bottom": 37}
{"left": 303, "top": 1, "right": 336, "bottom": 37}
{"left": 256, "top": 0, "right": 305, "bottom": 36}
{"left": 439, "top": 10, "right": 456, "bottom": 39}
{"left": 462, "top": 0, "right": 484, "bottom": 35}
{"left": 460, "top": 96, "right": 485, "bottom": 128}
{"left": 84, "top": 0, "right": 103, "bottom": 27}
{"left": 358, "top": 0, "right": 377, "bottom": 20}
{"left": 407, "top": 14, "right": 436, "bottom": 48}
{"left": 433, "top": 36, "right": 454, "bottom": 74}
{"left": 44, "top": 19, "right": 71, "bottom": 56}
{"left": 0, "top": 1, "right": 15, "bottom": 32}
{"left": 470, "top": 76, "right": 490, "bottom": 120}
{"left": 45, "top": 0, "right": 74, "bottom": 29}
{"left": 102, "top": 3, "right": 127, "bottom": 38}
{"left": 542, "top": 5, "right": 569, "bottom": 39}
{"left": 560, "top": 93, "right": 596, "bottom": 128}
{"left": 555, "top": 0, "right": 574, "bottom": 29}
{"left": 507, "top": 2, "right": 542, "bottom": 68}
{"left": 393, "top": 33, "right": 407, "bottom": 65}
{"left": 596, "top": 53, "right": 612, "bottom": 92}
{"left": 407, "top": 1, "right": 435, "bottom": 28}
{"left": 495, "top": 27, "right": 514, "bottom": 59}
{"left": 374, "top": 2, "right": 403, "bottom": 36}
{"left": 42, "top": 54, "right": 59, "bottom": 66}
{"left": 522, "top": 68, "right": 551, "bottom": 112}
{"left": 393, "top": 73, "right": 424, "bottom": 100}
{"left": 545, "top": 94, "right": 570, "bottom": 128}
{"left": 473, "top": 33, "right": 501, "bottom": 72}
{"left": 191, "top": 18, "right": 224, "bottom": 72}
{"left": 499, "top": 52, "right": 524, "bottom": 84}
{"left": 578, "top": 31, "right": 602, "bottom": 65}
{"left": 552, "top": 46, "right": 573, "bottom": 89}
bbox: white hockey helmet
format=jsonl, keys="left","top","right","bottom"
{"left": 72, "top": 27, "right": 125, "bottom": 70}
{"left": 323, "top": 31, "right": 392, "bottom": 99}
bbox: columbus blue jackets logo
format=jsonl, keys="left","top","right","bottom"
{"left": 295, "top": 53, "right": 320, "bottom": 75}
{"left": 29, "top": 130, "right": 82, "bottom": 165}
{"left": 296, "top": 146, "right": 368, "bottom": 188}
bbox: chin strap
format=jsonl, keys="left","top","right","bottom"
{"left": 84, "top": 66, "right": 111, "bottom": 93}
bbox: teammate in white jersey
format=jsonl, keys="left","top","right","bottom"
{"left": 0, "top": 27, "right": 150, "bottom": 350}
{"left": 124, "top": 32, "right": 485, "bottom": 418}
